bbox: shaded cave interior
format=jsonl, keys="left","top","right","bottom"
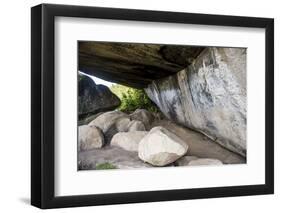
{"left": 78, "top": 41, "right": 247, "bottom": 168}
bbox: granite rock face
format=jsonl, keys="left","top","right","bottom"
{"left": 79, "top": 42, "right": 204, "bottom": 88}
{"left": 145, "top": 48, "right": 247, "bottom": 157}
{"left": 79, "top": 74, "right": 121, "bottom": 117}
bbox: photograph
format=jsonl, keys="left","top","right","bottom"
{"left": 29, "top": 2, "right": 274, "bottom": 209}
{"left": 77, "top": 41, "right": 247, "bottom": 170}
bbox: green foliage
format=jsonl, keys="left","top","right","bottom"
{"left": 95, "top": 162, "right": 117, "bottom": 170}
{"left": 110, "top": 84, "right": 159, "bottom": 113}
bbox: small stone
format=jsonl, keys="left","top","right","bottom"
{"left": 188, "top": 158, "right": 223, "bottom": 166}
{"left": 175, "top": 156, "right": 198, "bottom": 166}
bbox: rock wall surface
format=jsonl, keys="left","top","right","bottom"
{"left": 145, "top": 48, "right": 247, "bottom": 156}
{"left": 79, "top": 42, "right": 204, "bottom": 88}
{"left": 79, "top": 74, "right": 121, "bottom": 118}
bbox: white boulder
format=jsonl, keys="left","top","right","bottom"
{"left": 88, "top": 111, "right": 130, "bottom": 142}
{"left": 88, "top": 110, "right": 129, "bottom": 132}
{"left": 138, "top": 126, "right": 189, "bottom": 166}
{"left": 78, "top": 125, "right": 104, "bottom": 151}
{"left": 111, "top": 131, "right": 148, "bottom": 152}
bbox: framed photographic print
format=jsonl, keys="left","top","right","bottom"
{"left": 31, "top": 3, "right": 274, "bottom": 209}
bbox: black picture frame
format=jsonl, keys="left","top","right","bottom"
{"left": 31, "top": 3, "right": 274, "bottom": 209}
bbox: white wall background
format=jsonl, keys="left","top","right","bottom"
{"left": 0, "top": 0, "right": 279, "bottom": 212}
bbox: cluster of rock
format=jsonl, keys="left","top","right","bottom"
{"left": 78, "top": 109, "right": 151, "bottom": 150}
{"left": 78, "top": 109, "right": 224, "bottom": 169}
{"left": 80, "top": 44, "right": 247, "bottom": 159}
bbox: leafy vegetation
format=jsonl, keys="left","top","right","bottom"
{"left": 95, "top": 162, "right": 117, "bottom": 170}
{"left": 110, "top": 84, "right": 159, "bottom": 113}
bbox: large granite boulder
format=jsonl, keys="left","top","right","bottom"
{"left": 79, "top": 42, "right": 204, "bottom": 88}
{"left": 145, "top": 48, "right": 247, "bottom": 157}
{"left": 78, "top": 125, "right": 104, "bottom": 151}
{"left": 138, "top": 126, "right": 189, "bottom": 166}
{"left": 130, "top": 109, "right": 154, "bottom": 129}
{"left": 127, "top": 120, "right": 146, "bottom": 131}
{"left": 88, "top": 110, "right": 130, "bottom": 143}
{"left": 89, "top": 110, "right": 129, "bottom": 131}
{"left": 79, "top": 74, "right": 120, "bottom": 117}
{"left": 111, "top": 131, "right": 148, "bottom": 152}
{"left": 103, "top": 117, "right": 132, "bottom": 142}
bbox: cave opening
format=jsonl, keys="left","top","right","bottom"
{"left": 78, "top": 41, "right": 247, "bottom": 170}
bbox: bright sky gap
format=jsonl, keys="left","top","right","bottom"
{"left": 79, "top": 71, "right": 115, "bottom": 87}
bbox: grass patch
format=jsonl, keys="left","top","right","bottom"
{"left": 95, "top": 162, "right": 117, "bottom": 170}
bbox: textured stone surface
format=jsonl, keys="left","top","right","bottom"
{"left": 130, "top": 109, "right": 155, "bottom": 129}
{"left": 89, "top": 111, "right": 130, "bottom": 143}
{"left": 79, "top": 74, "right": 120, "bottom": 117}
{"left": 175, "top": 156, "right": 199, "bottom": 166}
{"left": 138, "top": 126, "right": 189, "bottom": 166}
{"left": 79, "top": 42, "right": 204, "bottom": 88}
{"left": 89, "top": 111, "right": 128, "bottom": 131}
{"left": 78, "top": 146, "right": 153, "bottom": 170}
{"left": 78, "top": 125, "right": 104, "bottom": 151}
{"left": 151, "top": 119, "right": 245, "bottom": 164}
{"left": 188, "top": 158, "right": 223, "bottom": 166}
{"left": 78, "top": 112, "right": 104, "bottom": 126}
{"left": 127, "top": 120, "right": 146, "bottom": 131}
{"left": 145, "top": 48, "right": 247, "bottom": 156}
{"left": 103, "top": 117, "right": 132, "bottom": 143}
{"left": 111, "top": 131, "right": 148, "bottom": 152}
